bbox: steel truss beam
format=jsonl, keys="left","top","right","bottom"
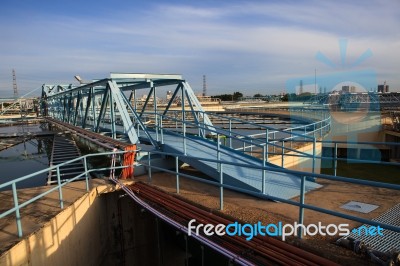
{"left": 41, "top": 73, "right": 215, "bottom": 148}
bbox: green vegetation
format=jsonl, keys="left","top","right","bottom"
{"left": 282, "top": 93, "right": 313, "bottom": 102}
{"left": 321, "top": 160, "right": 400, "bottom": 185}
{"left": 211, "top": 91, "right": 243, "bottom": 101}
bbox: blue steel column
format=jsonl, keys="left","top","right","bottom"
{"left": 82, "top": 89, "right": 92, "bottom": 129}
{"left": 133, "top": 90, "right": 137, "bottom": 112}
{"left": 72, "top": 92, "right": 79, "bottom": 126}
{"left": 96, "top": 90, "right": 109, "bottom": 132}
{"left": 91, "top": 87, "right": 96, "bottom": 130}
{"left": 153, "top": 83, "right": 159, "bottom": 142}
{"left": 181, "top": 84, "right": 187, "bottom": 155}
{"left": 109, "top": 87, "right": 116, "bottom": 139}
{"left": 62, "top": 96, "right": 67, "bottom": 121}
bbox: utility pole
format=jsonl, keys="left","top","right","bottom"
{"left": 12, "top": 69, "right": 18, "bottom": 98}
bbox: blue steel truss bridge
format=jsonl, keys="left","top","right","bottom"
{"left": 2, "top": 73, "right": 398, "bottom": 263}
{"left": 41, "top": 73, "right": 332, "bottom": 200}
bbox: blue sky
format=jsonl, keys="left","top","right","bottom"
{"left": 0, "top": 0, "right": 399, "bottom": 97}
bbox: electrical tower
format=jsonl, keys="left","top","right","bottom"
{"left": 12, "top": 69, "right": 18, "bottom": 98}
{"left": 202, "top": 75, "right": 206, "bottom": 96}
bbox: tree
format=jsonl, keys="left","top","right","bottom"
{"left": 232, "top": 91, "right": 243, "bottom": 101}
{"left": 254, "top": 93, "right": 263, "bottom": 98}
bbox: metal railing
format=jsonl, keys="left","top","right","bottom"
{"left": 138, "top": 149, "right": 400, "bottom": 237}
{"left": 0, "top": 150, "right": 133, "bottom": 238}
{"left": 140, "top": 110, "right": 331, "bottom": 174}
{"left": 1, "top": 144, "right": 400, "bottom": 239}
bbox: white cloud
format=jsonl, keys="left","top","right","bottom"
{"left": 0, "top": 0, "right": 399, "bottom": 97}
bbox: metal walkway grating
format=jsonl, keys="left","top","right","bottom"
{"left": 342, "top": 203, "right": 400, "bottom": 253}
{"left": 47, "top": 136, "right": 85, "bottom": 185}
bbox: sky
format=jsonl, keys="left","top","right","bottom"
{"left": 0, "top": 0, "right": 399, "bottom": 97}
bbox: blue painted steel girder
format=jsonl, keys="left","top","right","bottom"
{"left": 41, "top": 73, "right": 215, "bottom": 148}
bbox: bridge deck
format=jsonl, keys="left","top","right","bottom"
{"left": 140, "top": 130, "right": 321, "bottom": 200}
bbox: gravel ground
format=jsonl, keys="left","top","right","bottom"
{"left": 135, "top": 170, "right": 400, "bottom": 265}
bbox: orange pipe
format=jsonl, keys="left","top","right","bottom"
{"left": 120, "top": 144, "right": 136, "bottom": 179}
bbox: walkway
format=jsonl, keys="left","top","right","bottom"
{"left": 140, "top": 130, "right": 321, "bottom": 200}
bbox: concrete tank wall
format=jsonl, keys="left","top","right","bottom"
{"left": 0, "top": 184, "right": 186, "bottom": 266}
{"left": 268, "top": 142, "right": 322, "bottom": 174}
{"left": 0, "top": 188, "right": 108, "bottom": 266}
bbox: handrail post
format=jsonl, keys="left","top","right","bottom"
{"left": 281, "top": 141, "right": 285, "bottom": 167}
{"left": 298, "top": 175, "right": 305, "bottom": 238}
{"left": 148, "top": 152, "right": 152, "bottom": 182}
{"left": 313, "top": 123, "right": 316, "bottom": 138}
{"left": 160, "top": 115, "right": 164, "bottom": 144}
{"left": 273, "top": 132, "right": 276, "bottom": 154}
{"left": 320, "top": 121, "right": 323, "bottom": 137}
{"left": 229, "top": 119, "right": 232, "bottom": 148}
{"left": 250, "top": 139, "right": 253, "bottom": 156}
{"left": 56, "top": 166, "right": 64, "bottom": 209}
{"left": 265, "top": 129, "right": 269, "bottom": 163}
{"left": 12, "top": 183, "right": 23, "bottom": 237}
{"left": 262, "top": 145, "right": 266, "bottom": 194}
{"left": 219, "top": 163, "right": 224, "bottom": 210}
{"left": 312, "top": 138, "right": 316, "bottom": 174}
{"left": 217, "top": 134, "right": 221, "bottom": 172}
{"left": 84, "top": 156, "right": 89, "bottom": 191}
{"left": 334, "top": 142, "right": 338, "bottom": 176}
{"left": 175, "top": 156, "right": 180, "bottom": 194}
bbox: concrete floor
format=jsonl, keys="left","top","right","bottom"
{"left": 0, "top": 178, "right": 119, "bottom": 255}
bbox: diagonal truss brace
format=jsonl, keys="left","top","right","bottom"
{"left": 108, "top": 81, "right": 139, "bottom": 144}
